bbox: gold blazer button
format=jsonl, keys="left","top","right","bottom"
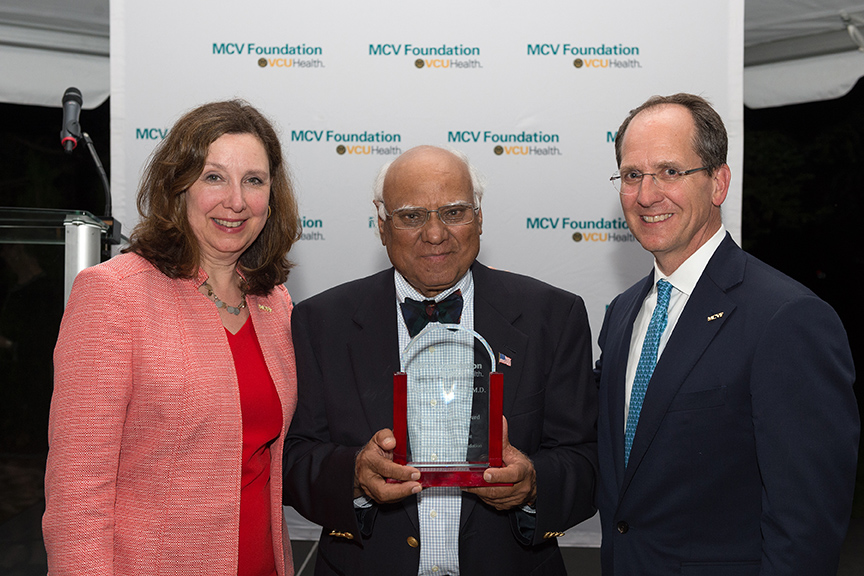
{"left": 406, "top": 536, "right": 420, "bottom": 548}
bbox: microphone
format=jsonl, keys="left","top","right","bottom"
{"left": 61, "top": 87, "right": 83, "bottom": 153}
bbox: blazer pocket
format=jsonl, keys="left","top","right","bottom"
{"left": 668, "top": 386, "right": 726, "bottom": 412}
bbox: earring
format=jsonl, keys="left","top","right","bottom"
{"left": 267, "top": 206, "right": 272, "bottom": 219}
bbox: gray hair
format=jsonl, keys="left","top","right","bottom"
{"left": 615, "top": 93, "right": 728, "bottom": 174}
{"left": 372, "top": 148, "right": 486, "bottom": 220}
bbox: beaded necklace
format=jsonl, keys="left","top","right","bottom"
{"left": 202, "top": 280, "right": 247, "bottom": 315}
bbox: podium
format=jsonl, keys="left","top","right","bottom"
{"left": 0, "top": 207, "right": 110, "bottom": 304}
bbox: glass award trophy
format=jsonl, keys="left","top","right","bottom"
{"left": 392, "top": 324, "right": 507, "bottom": 487}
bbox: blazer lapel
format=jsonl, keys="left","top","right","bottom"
{"left": 247, "top": 289, "right": 295, "bottom": 420}
{"left": 461, "top": 263, "right": 529, "bottom": 529}
{"left": 471, "top": 263, "right": 529, "bottom": 421}
{"left": 606, "top": 274, "right": 653, "bottom": 490}
{"left": 346, "top": 270, "right": 421, "bottom": 532}
{"left": 349, "top": 270, "right": 401, "bottom": 437}
{"left": 620, "top": 236, "right": 743, "bottom": 496}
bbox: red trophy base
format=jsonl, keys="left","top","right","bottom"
{"left": 391, "top": 371, "right": 510, "bottom": 487}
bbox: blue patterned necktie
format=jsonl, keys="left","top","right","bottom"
{"left": 624, "top": 278, "right": 673, "bottom": 467}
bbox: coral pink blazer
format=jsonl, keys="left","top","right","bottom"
{"left": 44, "top": 253, "right": 298, "bottom": 575}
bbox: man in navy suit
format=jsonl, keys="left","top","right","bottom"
{"left": 595, "top": 93, "right": 859, "bottom": 575}
{"left": 283, "top": 145, "right": 598, "bottom": 575}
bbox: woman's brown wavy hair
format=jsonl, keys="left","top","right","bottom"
{"left": 124, "top": 100, "right": 301, "bottom": 295}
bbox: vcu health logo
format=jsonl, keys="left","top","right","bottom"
{"left": 334, "top": 144, "right": 403, "bottom": 156}
{"left": 448, "top": 130, "right": 562, "bottom": 156}
{"left": 369, "top": 43, "right": 484, "bottom": 70}
{"left": 527, "top": 43, "right": 642, "bottom": 70}
{"left": 291, "top": 129, "right": 403, "bottom": 156}
{"left": 526, "top": 216, "right": 635, "bottom": 243}
{"left": 211, "top": 42, "right": 326, "bottom": 69}
{"left": 258, "top": 57, "right": 324, "bottom": 68}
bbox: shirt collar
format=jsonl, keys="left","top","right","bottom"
{"left": 394, "top": 269, "right": 473, "bottom": 303}
{"left": 654, "top": 225, "right": 726, "bottom": 296}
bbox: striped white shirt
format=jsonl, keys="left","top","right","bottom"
{"left": 395, "top": 269, "right": 475, "bottom": 576}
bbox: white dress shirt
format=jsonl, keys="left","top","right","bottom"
{"left": 395, "top": 269, "right": 475, "bottom": 576}
{"left": 624, "top": 226, "right": 727, "bottom": 429}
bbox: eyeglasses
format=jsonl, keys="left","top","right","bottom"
{"left": 384, "top": 203, "right": 479, "bottom": 230}
{"left": 610, "top": 166, "right": 709, "bottom": 194}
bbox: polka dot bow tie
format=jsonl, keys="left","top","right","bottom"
{"left": 400, "top": 289, "right": 464, "bottom": 338}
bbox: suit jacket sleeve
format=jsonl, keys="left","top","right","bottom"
{"left": 751, "top": 294, "right": 858, "bottom": 574}
{"left": 282, "top": 300, "right": 365, "bottom": 535}
{"left": 44, "top": 264, "right": 132, "bottom": 575}
{"left": 527, "top": 293, "right": 599, "bottom": 544}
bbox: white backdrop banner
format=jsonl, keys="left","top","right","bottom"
{"left": 111, "top": 0, "right": 744, "bottom": 547}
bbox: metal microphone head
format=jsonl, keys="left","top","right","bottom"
{"left": 62, "top": 87, "right": 83, "bottom": 105}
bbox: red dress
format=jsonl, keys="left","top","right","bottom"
{"left": 227, "top": 318, "right": 283, "bottom": 576}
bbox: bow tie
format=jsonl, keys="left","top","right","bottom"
{"left": 400, "top": 289, "right": 464, "bottom": 338}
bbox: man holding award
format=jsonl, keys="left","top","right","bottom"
{"left": 283, "top": 145, "right": 598, "bottom": 575}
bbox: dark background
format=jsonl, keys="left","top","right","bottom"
{"left": 742, "top": 83, "right": 863, "bottom": 515}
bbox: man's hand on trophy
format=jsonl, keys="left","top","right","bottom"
{"left": 354, "top": 428, "right": 422, "bottom": 503}
{"left": 464, "top": 417, "right": 537, "bottom": 510}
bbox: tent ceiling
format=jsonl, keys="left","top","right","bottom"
{"left": 744, "top": 1, "right": 864, "bottom": 107}
{"left": 3, "top": 0, "right": 864, "bottom": 109}
{"left": 0, "top": 0, "right": 108, "bottom": 109}
{"left": 746, "top": 1, "right": 864, "bottom": 43}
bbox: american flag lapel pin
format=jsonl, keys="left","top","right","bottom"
{"left": 498, "top": 352, "right": 512, "bottom": 367}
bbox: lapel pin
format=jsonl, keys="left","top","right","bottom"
{"left": 498, "top": 352, "right": 512, "bottom": 367}
{"left": 707, "top": 312, "right": 724, "bottom": 322}
{"left": 258, "top": 304, "right": 273, "bottom": 312}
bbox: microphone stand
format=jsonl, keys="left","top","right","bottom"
{"left": 84, "top": 132, "right": 122, "bottom": 257}
{"left": 82, "top": 132, "right": 111, "bottom": 217}
{"left": 72, "top": 131, "right": 123, "bottom": 257}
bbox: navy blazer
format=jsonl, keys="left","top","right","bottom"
{"left": 595, "top": 234, "right": 859, "bottom": 576}
{"left": 283, "top": 262, "right": 598, "bottom": 576}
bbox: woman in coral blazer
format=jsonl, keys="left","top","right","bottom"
{"left": 44, "top": 100, "right": 301, "bottom": 576}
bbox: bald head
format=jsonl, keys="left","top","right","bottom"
{"left": 386, "top": 146, "right": 471, "bottom": 203}
{"left": 373, "top": 145, "right": 484, "bottom": 296}
{"left": 374, "top": 146, "right": 484, "bottom": 220}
